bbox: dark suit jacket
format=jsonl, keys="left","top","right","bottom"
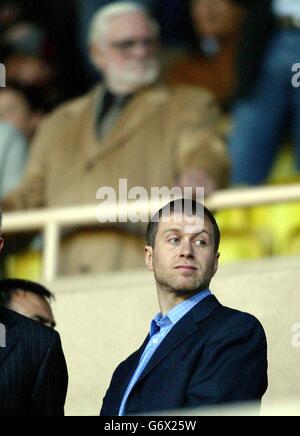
{"left": 0, "top": 306, "right": 68, "bottom": 416}
{"left": 100, "top": 295, "right": 268, "bottom": 416}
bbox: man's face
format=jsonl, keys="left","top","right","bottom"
{"left": 91, "top": 11, "right": 160, "bottom": 93}
{"left": 145, "top": 213, "right": 219, "bottom": 295}
{"left": 8, "top": 290, "right": 56, "bottom": 328}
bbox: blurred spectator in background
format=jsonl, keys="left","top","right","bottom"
{"left": 0, "top": 83, "right": 45, "bottom": 198}
{"left": 0, "top": 122, "right": 26, "bottom": 199}
{"left": 0, "top": 1, "right": 20, "bottom": 33}
{"left": 1, "top": 21, "right": 64, "bottom": 109}
{"left": 0, "top": 0, "right": 87, "bottom": 103}
{"left": 76, "top": 0, "right": 158, "bottom": 87}
{"left": 1, "top": 2, "right": 230, "bottom": 276}
{"left": 230, "top": 0, "right": 300, "bottom": 185}
{"left": 0, "top": 278, "right": 56, "bottom": 328}
{"left": 75, "top": 0, "right": 190, "bottom": 86}
{"left": 0, "top": 84, "right": 45, "bottom": 278}
{"left": 166, "top": 0, "right": 247, "bottom": 109}
{"left": 0, "top": 83, "right": 44, "bottom": 140}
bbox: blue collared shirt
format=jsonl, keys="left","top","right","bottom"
{"left": 118, "top": 289, "right": 211, "bottom": 416}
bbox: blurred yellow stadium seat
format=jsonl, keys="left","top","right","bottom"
{"left": 5, "top": 250, "right": 42, "bottom": 281}
{"left": 219, "top": 229, "right": 268, "bottom": 263}
{"left": 250, "top": 202, "right": 300, "bottom": 256}
{"left": 215, "top": 209, "right": 269, "bottom": 263}
{"left": 216, "top": 208, "right": 250, "bottom": 231}
{"left": 285, "top": 227, "right": 300, "bottom": 255}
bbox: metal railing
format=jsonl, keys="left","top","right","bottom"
{"left": 2, "top": 184, "right": 300, "bottom": 282}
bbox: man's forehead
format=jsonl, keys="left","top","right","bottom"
{"left": 106, "top": 12, "right": 153, "bottom": 38}
{"left": 158, "top": 213, "right": 211, "bottom": 234}
{"left": 13, "top": 289, "right": 47, "bottom": 306}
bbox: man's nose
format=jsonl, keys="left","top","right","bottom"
{"left": 179, "top": 240, "right": 194, "bottom": 258}
{"left": 131, "top": 41, "right": 153, "bottom": 58}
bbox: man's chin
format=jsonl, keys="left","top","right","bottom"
{"left": 126, "top": 74, "right": 157, "bottom": 87}
{"left": 171, "top": 280, "right": 204, "bottom": 294}
{"left": 173, "top": 278, "right": 209, "bottom": 294}
{"left": 123, "top": 66, "right": 160, "bottom": 86}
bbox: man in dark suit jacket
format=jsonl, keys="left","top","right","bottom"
{"left": 0, "top": 211, "right": 68, "bottom": 416}
{"left": 100, "top": 199, "right": 268, "bottom": 416}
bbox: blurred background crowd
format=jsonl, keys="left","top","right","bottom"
{"left": 1, "top": 0, "right": 300, "bottom": 281}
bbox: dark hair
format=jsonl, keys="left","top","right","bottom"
{"left": 0, "top": 278, "right": 54, "bottom": 307}
{"left": 146, "top": 199, "right": 220, "bottom": 253}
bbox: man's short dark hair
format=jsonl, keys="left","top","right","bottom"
{"left": 146, "top": 199, "right": 220, "bottom": 253}
{"left": 0, "top": 279, "right": 54, "bottom": 307}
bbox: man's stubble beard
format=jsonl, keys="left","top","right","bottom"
{"left": 153, "top": 262, "right": 215, "bottom": 296}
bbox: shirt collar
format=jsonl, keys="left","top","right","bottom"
{"left": 150, "top": 289, "right": 211, "bottom": 337}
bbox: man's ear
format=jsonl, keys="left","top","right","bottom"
{"left": 144, "top": 245, "right": 153, "bottom": 271}
{"left": 213, "top": 252, "right": 220, "bottom": 277}
{"left": 90, "top": 44, "right": 106, "bottom": 71}
{"left": 0, "top": 237, "right": 4, "bottom": 253}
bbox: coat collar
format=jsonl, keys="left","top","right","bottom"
{"left": 136, "top": 295, "right": 221, "bottom": 384}
{"left": 0, "top": 307, "right": 19, "bottom": 364}
{"left": 82, "top": 83, "right": 170, "bottom": 167}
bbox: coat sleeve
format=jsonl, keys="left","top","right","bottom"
{"left": 29, "top": 330, "right": 69, "bottom": 416}
{"left": 173, "top": 88, "right": 231, "bottom": 189}
{"left": 185, "top": 312, "right": 268, "bottom": 408}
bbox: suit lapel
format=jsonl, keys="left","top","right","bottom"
{"left": 136, "top": 295, "right": 221, "bottom": 384}
{"left": 112, "top": 334, "right": 150, "bottom": 409}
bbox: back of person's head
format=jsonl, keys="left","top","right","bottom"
{"left": 0, "top": 278, "right": 56, "bottom": 328}
{"left": 0, "top": 278, "right": 54, "bottom": 306}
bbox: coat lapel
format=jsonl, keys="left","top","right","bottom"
{"left": 136, "top": 295, "right": 221, "bottom": 384}
{"left": 111, "top": 334, "right": 150, "bottom": 410}
{"left": 84, "top": 84, "right": 170, "bottom": 167}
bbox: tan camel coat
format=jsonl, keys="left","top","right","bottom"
{"left": 4, "top": 84, "right": 230, "bottom": 274}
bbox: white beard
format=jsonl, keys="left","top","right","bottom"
{"left": 106, "top": 58, "right": 160, "bottom": 94}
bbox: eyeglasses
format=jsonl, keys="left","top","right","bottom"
{"left": 109, "top": 37, "right": 158, "bottom": 52}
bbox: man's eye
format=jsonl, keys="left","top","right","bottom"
{"left": 169, "top": 238, "right": 180, "bottom": 244}
{"left": 194, "top": 240, "right": 207, "bottom": 246}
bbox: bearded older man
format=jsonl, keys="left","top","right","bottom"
{"left": 2, "top": 2, "right": 230, "bottom": 275}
